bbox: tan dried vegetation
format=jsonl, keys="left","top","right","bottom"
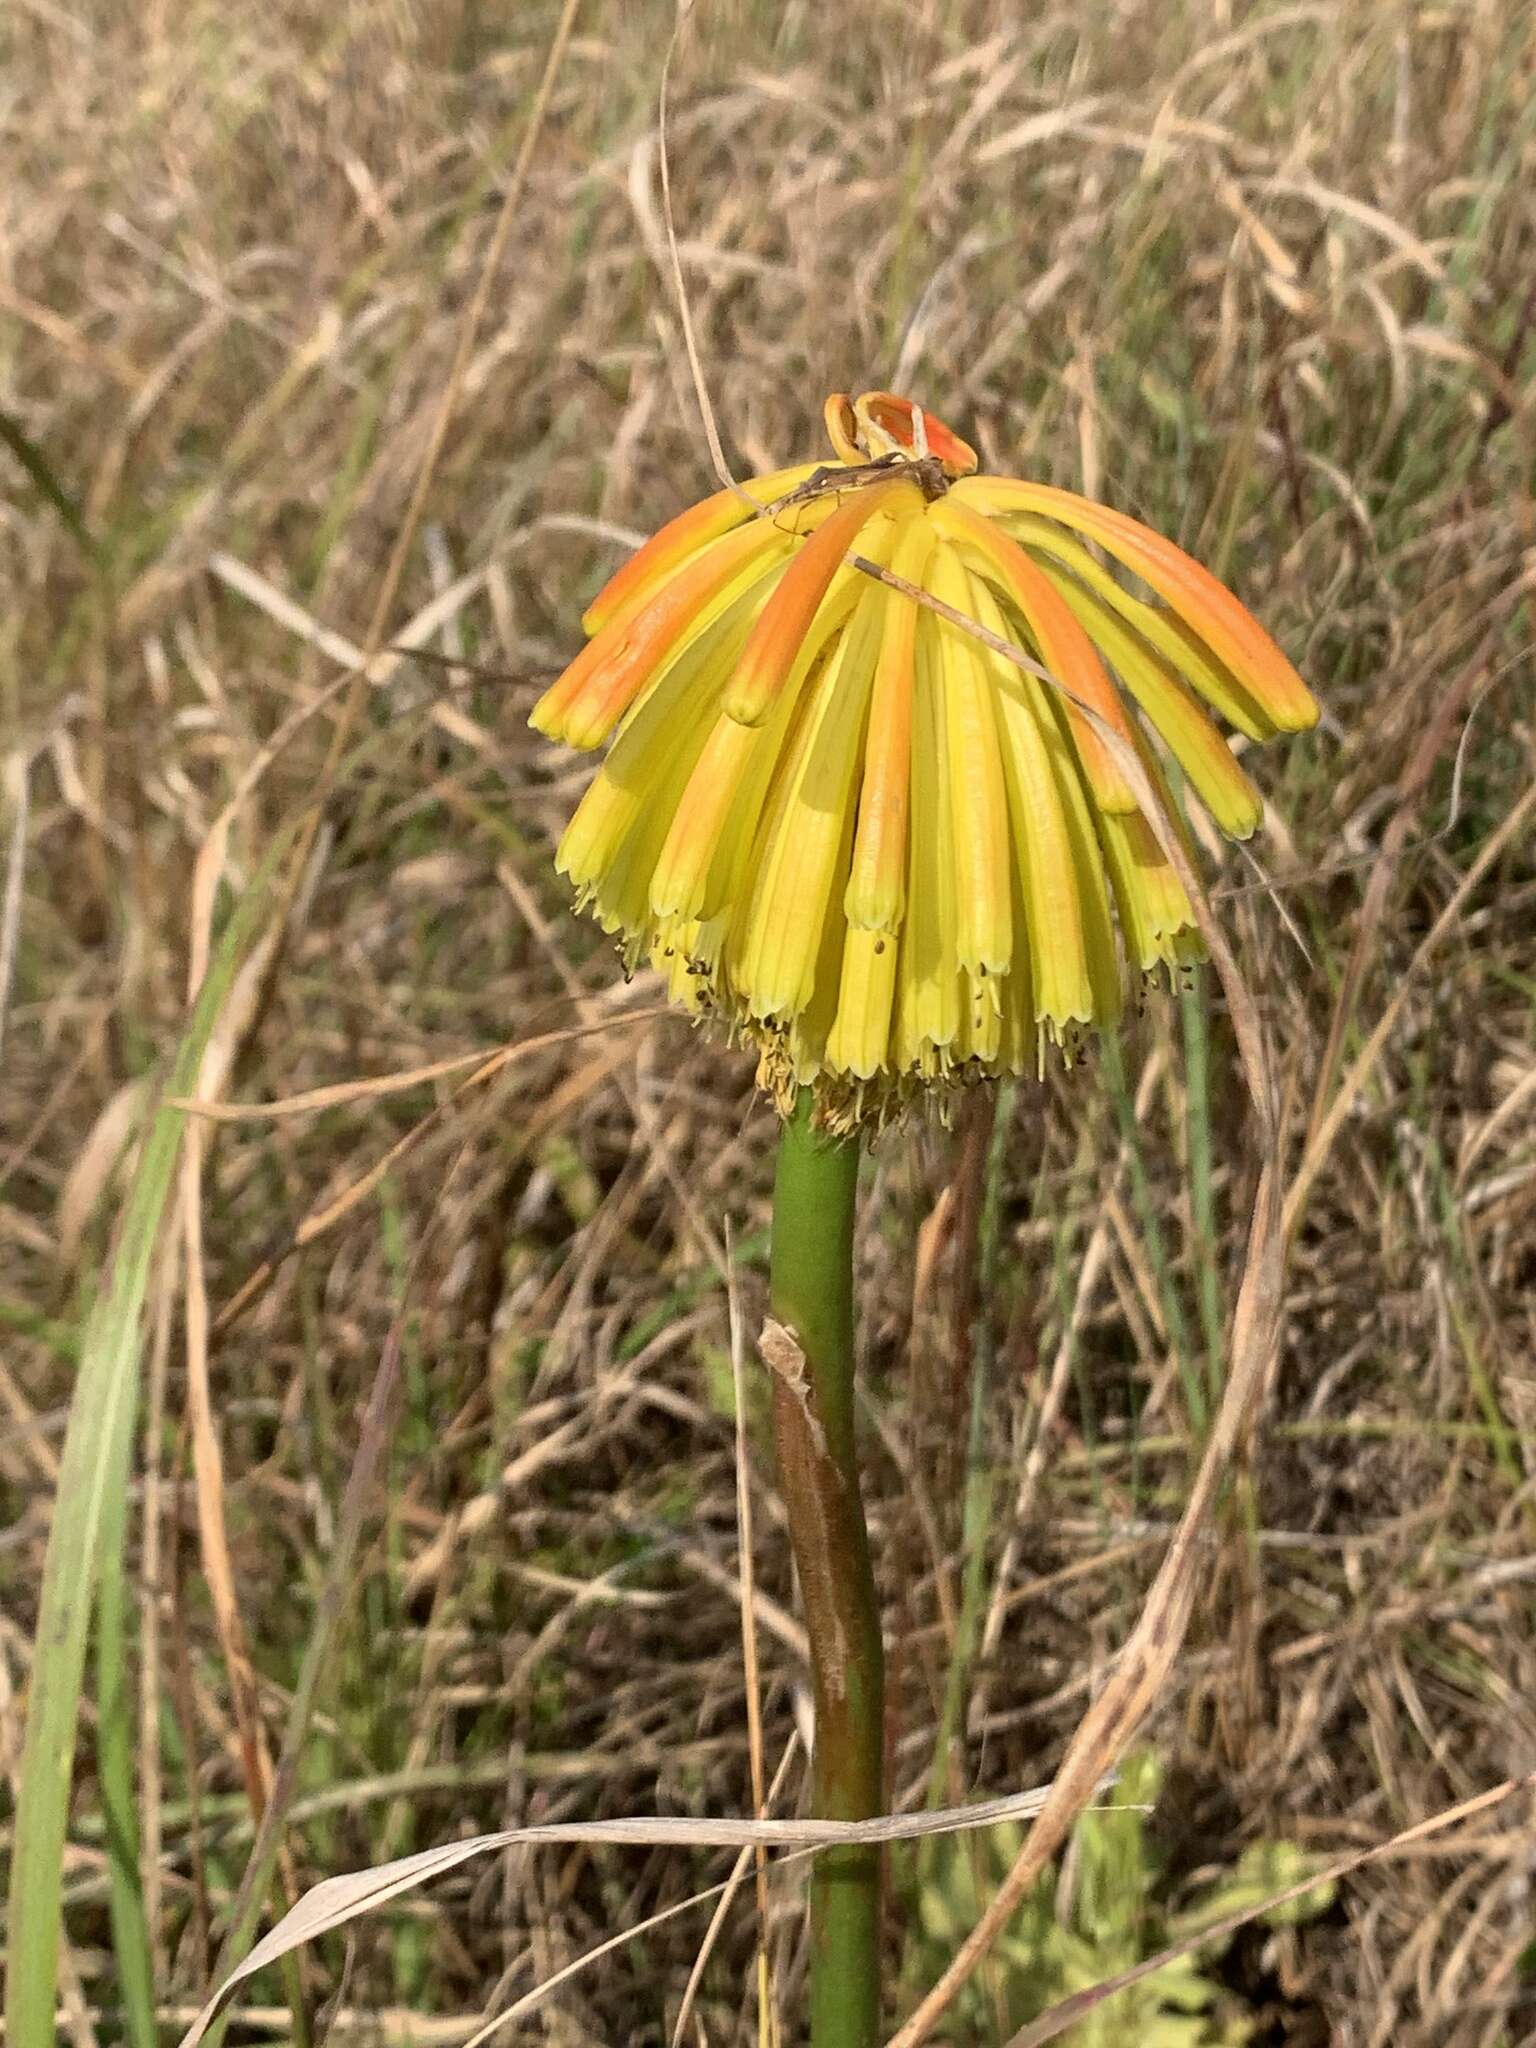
{"left": 2, "top": 1, "right": 1535, "bottom": 2042}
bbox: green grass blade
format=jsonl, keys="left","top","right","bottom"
{"left": 95, "top": 1450, "right": 158, "bottom": 2048}
{"left": 0, "top": 406, "right": 96, "bottom": 560}
{"left": 4, "top": 846, "right": 282, "bottom": 2048}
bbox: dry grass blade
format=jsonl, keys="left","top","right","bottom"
{"left": 1296, "top": 613, "right": 1516, "bottom": 1226}
{"left": 0, "top": 749, "right": 31, "bottom": 1064}
{"left": 672, "top": 1739, "right": 801, "bottom": 2048}
{"left": 177, "top": 1778, "right": 1079, "bottom": 2048}
{"left": 57, "top": 1076, "right": 154, "bottom": 1268}
{"left": 171, "top": 1011, "right": 667, "bottom": 1123}
{"left": 658, "top": 0, "right": 746, "bottom": 504}
{"left": 181, "top": 1115, "right": 279, "bottom": 1822}
{"left": 198, "top": 1010, "right": 663, "bottom": 1336}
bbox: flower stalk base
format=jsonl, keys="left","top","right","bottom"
{"left": 769, "top": 1093, "right": 884, "bottom": 2048}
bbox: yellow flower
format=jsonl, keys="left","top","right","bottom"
{"left": 532, "top": 391, "right": 1318, "bottom": 1129}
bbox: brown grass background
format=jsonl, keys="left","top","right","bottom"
{"left": 3, "top": 0, "right": 1535, "bottom": 2040}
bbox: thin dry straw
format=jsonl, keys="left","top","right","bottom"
{"left": 658, "top": 1, "right": 752, "bottom": 508}
{"left": 670, "top": 1736, "right": 801, "bottom": 2047}
{"left": 176, "top": 1779, "right": 1089, "bottom": 2048}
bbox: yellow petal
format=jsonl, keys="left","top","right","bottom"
{"left": 556, "top": 582, "right": 764, "bottom": 911}
{"left": 788, "top": 832, "right": 857, "bottom": 1085}
{"left": 953, "top": 476, "right": 1319, "bottom": 733}
{"left": 648, "top": 575, "right": 864, "bottom": 924}
{"left": 725, "top": 478, "right": 921, "bottom": 726}
{"left": 931, "top": 497, "right": 1140, "bottom": 813}
{"left": 582, "top": 463, "right": 818, "bottom": 637}
{"left": 975, "top": 512, "right": 1276, "bottom": 743}
{"left": 1040, "top": 564, "right": 1264, "bottom": 838}
{"left": 728, "top": 551, "right": 893, "bottom": 1020}
{"left": 966, "top": 569, "right": 1120, "bottom": 1030}
{"left": 844, "top": 515, "right": 934, "bottom": 932}
{"left": 996, "top": 851, "right": 1037, "bottom": 1075}
{"left": 968, "top": 577, "right": 1097, "bottom": 1037}
{"left": 928, "top": 541, "right": 1012, "bottom": 980}
{"left": 895, "top": 614, "right": 960, "bottom": 1065}
{"left": 825, "top": 926, "right": 898, "bottom": 1079}
{"left": 1097, "top": 808, "right": 1203, "bottom": 976}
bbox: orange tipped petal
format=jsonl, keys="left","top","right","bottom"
{"left": 853, "top": 392, "right": 978, "bottom": 477}
{"left": 1039, "top": 562, "right": 1265, "bottom": 838}
{"left": 931, "top": 497, "right": 1140, "bottom": 813}
{"left": 724, "top": 478, "right": 919, "bottom": 727}
{"left": 823, "top": 394, "right": 863, "bottom": 465}
{"left": 953, "top": 477, "right": 1319, "bottom": 732}
{"left": 532, "top": 520, "right": 788, "bottom": 749}
{"left": 581, "top": 463, "right": 817, "bottom": 638}
{"left": 929, "top": 542, "right": 1012, "bottom": 980}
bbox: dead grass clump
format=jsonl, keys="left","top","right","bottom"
{"left": 3, "top": 1, "right": 1535, "bottom": 2041}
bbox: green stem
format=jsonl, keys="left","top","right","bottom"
{"left": 96, "top": 1457, "right": 157, "bottom": 2048}
{"left": 770, "top": 1092, "right": 884, "bottom": 2048}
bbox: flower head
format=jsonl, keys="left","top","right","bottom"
{"left": 532, "top": 393, "right": 1317, "bottom": 1129}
